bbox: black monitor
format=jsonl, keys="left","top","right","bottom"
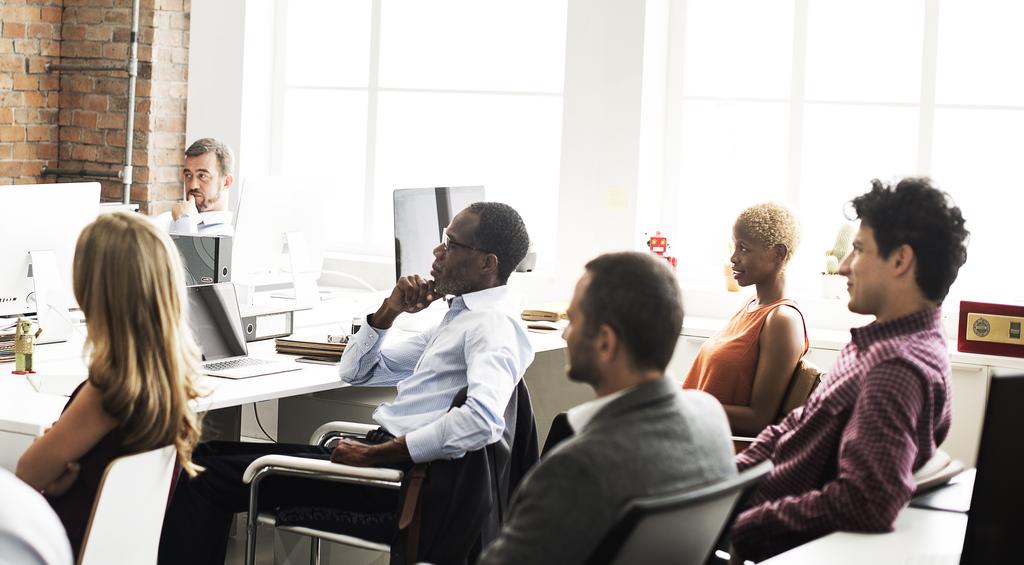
{"left": 959, "top": 368, "right": 1023, "bottom": 564}
{"left": 393, "top": 186, "right": 484, "bottom": 280}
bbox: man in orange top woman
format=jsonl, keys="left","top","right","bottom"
{"left": 683, "top": 203, "right": 808, "bottom": 437}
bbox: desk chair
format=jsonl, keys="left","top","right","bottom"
{"left": 733, "top": 359, "right": 824, "bottom": 452}
{"left": 243, "top": 380, "right": 537, "bottom": 565}
{"left": 585, "top": 460, "right": 773, "bottom": 565}
{"left": 78, "top": 445, "right": 178, "bottom": 565}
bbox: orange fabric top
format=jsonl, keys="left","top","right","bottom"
{"left": 682, "top": 297, "right": 808, "bottom": 407}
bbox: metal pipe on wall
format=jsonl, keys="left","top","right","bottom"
{"left": 41, "top": 0, "right": 141, "bottom": 207}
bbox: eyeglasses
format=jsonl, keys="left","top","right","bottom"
{"left": 441, "top": 232, "right": 493, "bottom": 255}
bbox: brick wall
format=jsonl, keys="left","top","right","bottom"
{"left": 0, "top": 0, "right": 61, "bottom": 184}
{"left": 57, "top": 0, "right": 191, "bottom": 214}
{"left": 0, "top": 0, "right": 190, "bottom": 215}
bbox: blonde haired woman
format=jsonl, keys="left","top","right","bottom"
{"left": 683, "top": 202, "right": 808, "bottom": 437}
{"left": 17, "top": 211, "right": 203, "bottom": 557}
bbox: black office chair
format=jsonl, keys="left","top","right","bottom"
{"left": 584, "top": 460, "right": 773, "bottom": 565}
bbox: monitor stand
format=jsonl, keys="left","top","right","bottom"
{"left": 29, "top": 249, "right": 74, "bottom": 345}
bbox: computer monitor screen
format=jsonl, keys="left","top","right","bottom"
{"left": 231, "top": 176, "right": 327, "bottom": 285}
{"left": 186, "top": 282, "right": 247, "bottom": 362}
{"left": 0, "top": 182, "right": 101, "bottom": 317}
{"left": 393, "top": 186, "right": 484, "bottom": 280}
{"left": 959, "top": 368, "right": 1024, "bottom": 564}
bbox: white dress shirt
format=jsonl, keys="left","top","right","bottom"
{"left": 152, "top": 210, "right": 234, "bottom": 236}
{"left": 339, "top": 285, "right": 535, "bottom": 463}
{"left": 0, "top": 469, "right": 74, "bottom": 565}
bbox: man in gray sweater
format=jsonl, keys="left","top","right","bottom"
{"left": 479, "top": 251, "right": 736, "bottom": 565}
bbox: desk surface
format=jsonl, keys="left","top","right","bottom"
{"left": 0, "top": 290, "right": 566, "bottom": 437}
{"left": 760, "top": 507, "right": 967, "bottom": 565}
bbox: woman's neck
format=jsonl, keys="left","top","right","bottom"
{"left": 754, "top": 272, "right": 786, "bottom": 306}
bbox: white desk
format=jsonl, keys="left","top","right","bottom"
{"left": 760, "top": 507, "right": 968, "bottom": 565}
{"left": 0, "top": 291, "right": 567, "bottom": 471}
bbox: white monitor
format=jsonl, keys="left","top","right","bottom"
{"left": 0, "top": 182, "right": 101, "bottom": 322}
{"left": 231, "top": 176, "right": 327, "bottom": 290}
{"left": 393, "top": 186, "right": 484, "bottom": 280}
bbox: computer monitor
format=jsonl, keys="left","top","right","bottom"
{"left": 959, "top": 368, "right": 1024, "bottom": 564}
{"left": 231, "top": 176, "right": 327, "bottom": 290}
{"left": 393, "top": 186, "right": 484, "bottom": 280}
{"left": 0, "top": 182, "right": 101, "bottom": 325}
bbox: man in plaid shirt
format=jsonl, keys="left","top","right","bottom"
{"left": 728, "top": 178, "right": 969, "bottom": 562}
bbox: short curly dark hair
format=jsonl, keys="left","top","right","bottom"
{"left": 848, "top": 178, "right": 968, "bottom": 302}
{"left": 466, "top": 202, "right": 529, "bottom": 284}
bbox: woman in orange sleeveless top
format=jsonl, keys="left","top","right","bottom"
{"left": 683, "top": 203, "right": 808, "bottom": 437}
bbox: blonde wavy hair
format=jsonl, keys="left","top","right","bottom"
{"left": 735, "top": 202, "right": 801, "bottom": 265}
{"left": 72, "top": 212, "right": 204, "bottom": 477}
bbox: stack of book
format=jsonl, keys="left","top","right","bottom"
{"left": 275, "top": 334, "right": 348, "bottom": 362}
{"left": 521, "top": 302, "right": 569, "bottom": 323}
{"left": 0, "top": 331, "right": 14, "bottom": 363}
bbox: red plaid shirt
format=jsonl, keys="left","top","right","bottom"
{"left": 731, "top": 308, "right": 951, "bottom": 561}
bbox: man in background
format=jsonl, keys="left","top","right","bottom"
{"left": 154, "top": 137, "right": 236, "bottom": 236}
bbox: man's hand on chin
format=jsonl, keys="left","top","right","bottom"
{"left": 330, "top": 436, "right": 412, "bottom": 467}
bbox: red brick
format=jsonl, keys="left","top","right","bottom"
{"left": 26, "top": 125, "right": 53, "bottom": 141}
{"left": 38, "top": 40, "right": 59, "bottom": 56}
{"left": 0, "top": 126, "right": 26, "bottom": 142}
{"left": 26, "top": 23, "right": 55, "bottom": 40}
{"left": 13, "top": 144, "right": 36, "bottom": 159}
{"left": 38, "top": 75, "right": 58, "bottom": 90}
{"left": 41, "top": 7, "right": 61, "bottom": 23}
{"left": 75, "top": 8, "right": 105, "bottom": 24}
{"left": 0, "top": 91, "right": 25, "bottom": 106}
{"left": 95, "top": 77, "right": 126, "bottom": 95}
{"left": 60, "top": 126, "right": 83, "bottom": 142}
{"left": 105, "top": 130, "right": 126, "bottom": 147}
{"left": 0, "top": 162, "right": 22, "bottom": 176}
{"left": 0, "top": 144, "right": 11, "bottom": 159}
{"left": 103, "top": 9, "right": 130, "bottom": 24}
{"left": 98, "top": 145, "right": 123, "bottom": 163}
{"left": 0, "top": 108, "right": 10, "bottom": 122}
{"left": 2, "top": 23, "right": 26, "bottom": 39}
{"left": 37, "top": 143, "right": 58, "bottom": 159}
{"left": 13, "top": 40, "right": 38, "bottom": 55}
{"left": 85, "top": 25, "right": 113, "bottom": 42}
{"left": 97, "top": 112, "right": 126, "bottom": 130}
{"left": 102, "top": 43, "right": 127, "bottom": 60}
{"left": 22, "top": 91, "right": 45, "bottom": 107}
{"left": 0, "top": 39, "right": 14, "bottom": 54}
{"left": 67, "top": 75, "right": 94, "bottom": 93}
{"left": 19, "top": 163, "right": 42, "bottom": 177}
{"left": 71, "top": 144, "right": 99, "bottom": 161}
{"left": 0, "top": 55, "right": 24, "bottom": 73}
{"left": 61, "top": 41, "right": 103, "bottom": 58}
{"left": 71, "top": 110, "right": 98, "bottom": 128}
{"left": 10, "top": 108, "right": 28, "bottom": 124}
{"left": 12, "top": 75, "right": 37, "bottom": 90}
{"left": 27, "top": 56, "right": 48, "bottom": 73}
{"left": 82, "top": 128, "right": 104, "bottom": 144}
{"left": 7, "top": 7, "right": 41, "bottom": 21}
{"left": 81, "top": 94, "right": 108, "bottom": 111}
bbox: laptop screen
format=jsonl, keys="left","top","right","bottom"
{"left": 187, "top": 283, "right": 248, "bottom": 362}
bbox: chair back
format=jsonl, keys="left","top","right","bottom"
{"left": 776, "top": 358, "right": 824, "bottom": 422}
{"left": 79, "top": 445, "right": 178, "bottom": 565}
{"left": 586, "top": 460, "right": 773, "bottom": 565}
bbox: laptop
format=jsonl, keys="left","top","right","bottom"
{"left": 188, "top": 283, "right": 301, "bottom": 379}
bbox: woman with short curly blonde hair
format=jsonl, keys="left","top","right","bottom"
{"left": 683, "top": 202, "right": 808, "bottom": 436}
{"left": 17, "top": 211, "right": 203, "bottom": 557}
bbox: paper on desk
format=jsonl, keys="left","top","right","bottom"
{"left": 26, "top": 358, "right": 89, "bottom": 397}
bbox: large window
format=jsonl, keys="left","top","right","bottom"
{"left": 663, "top": 0, "right": 1024, "bottom": 305}
{"left": 271, "top": 0, "right": 567, "bottom": 271}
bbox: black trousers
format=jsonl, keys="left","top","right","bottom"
{"left": 157, "top": 441, "right": 403, "bottom": 565}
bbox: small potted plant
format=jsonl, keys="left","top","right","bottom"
{"left": 822, "top": 223, "right": 854, "bottom": 299}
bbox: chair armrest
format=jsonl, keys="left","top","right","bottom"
{"left": 309, "top": 421, "right": 379, "bottom": 445}
{"left": 242, "top": 454, "right": 403, "bottom": 485}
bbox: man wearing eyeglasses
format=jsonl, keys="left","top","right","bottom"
{"left": 160, "top": 202, "right": 534, "bottom": 564}
{"left": 153, "top": 137, "right": 236, "bottom": 236}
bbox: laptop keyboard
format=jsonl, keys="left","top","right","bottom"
{"left": 204, "top": 357, "right": 271, "bottom": 371}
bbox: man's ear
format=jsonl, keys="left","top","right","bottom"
{"left": 223, "top": 173, "right": 234, "bottom": 190}
{"left": 595, "top": 323, "right": 618, "bottom": 364}
{"left": 480, "top": 253, "right": 499, "bottom": 278}
{"left": 890, "top": 244, "right": 916, "bottom": 277}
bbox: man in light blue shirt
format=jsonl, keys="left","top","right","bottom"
{"left": 329, "top": 202, "right": 534, "bottom": 467}
{"left": 159, "top": 202, "right": 533, "bottom": 564}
